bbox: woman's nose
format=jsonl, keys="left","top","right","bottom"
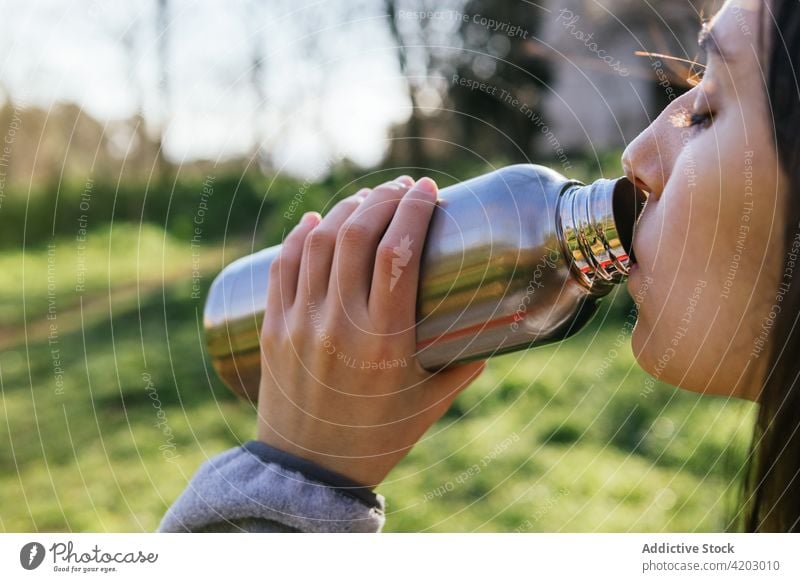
{"left": 621, "top": 123, "right": 671, "bottom": 200}
{"left": 621, "top": 89, "right": 696, "bottom": 199}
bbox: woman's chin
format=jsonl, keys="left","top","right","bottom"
{"left": 630, "top": 322, "right": 676, "bottom": 387}
{"left": 630, "top": 327, "right": 734, "bottom": 397}
{"left": 629, "top": 320, "right": 651, "bottom": 370}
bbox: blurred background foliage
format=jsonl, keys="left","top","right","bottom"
{"left": 0, "top": 0, "right": 749, "bottom": 533}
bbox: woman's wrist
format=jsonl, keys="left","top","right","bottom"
{"left": 159, "top": 442, "right": 386, "bottom": 532}
{"left": 247, "top": 439, "right": 380, "bottom": 506}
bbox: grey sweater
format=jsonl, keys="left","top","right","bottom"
{"left": 157, "top": 441, "right": 385, "bottom": 533}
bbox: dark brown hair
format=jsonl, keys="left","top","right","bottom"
{"left": 742, "top": 0, "right": 800, "bottom": 532}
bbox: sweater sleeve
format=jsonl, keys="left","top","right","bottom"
{"left": 157, "top": 441, "right": 386, "bottom": 533}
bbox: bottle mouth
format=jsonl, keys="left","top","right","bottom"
{"left": 557, "top": 177, "right": 647, "bottom": 291}
{"left": 612, "top": 178, "right": 647, "bottom": 267}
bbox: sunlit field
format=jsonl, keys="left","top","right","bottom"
{"left": 0, "top": 206, "right": 755, "bottom": 532}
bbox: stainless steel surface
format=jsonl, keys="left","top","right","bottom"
{"left": 204, "top": 164, "right": 646, "bottom": 400}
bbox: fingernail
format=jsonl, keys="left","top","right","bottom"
{"left": 414, "top": 177, "right": 438, "bottom": 199}
{"left": 301, "top": 211, "right": 320, "bottom": 226}
{"left": 353, "top": 188, "right": 371, "bottom": 201}
{"left": 395, "top": 175, "right": 415, "bottom": 187}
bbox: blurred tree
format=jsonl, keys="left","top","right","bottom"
{"left": 154, "top": 0, "right": 173, "bottom": 182}
{"left": 383, "top": 0, "right": 551, "bottom": 169}
{"left": 246, "top": 0, "right": 271, "bottom": 174}
{"left": 112, "top": 12, "right": 166, "bottom": 183}
{"left": 447, "top": 0, "right": 552, "bottom": 163}
{"left": 383, "top": 0, "right": 427, "bottom": 170}
{"left": 0, "top": 102, "right": 114, "bottom": 188}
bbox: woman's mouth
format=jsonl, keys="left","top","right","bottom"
{"left": 625, "top": 186, "right": 650, "bottom": 276}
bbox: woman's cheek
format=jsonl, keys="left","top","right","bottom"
{"left": 630, "top": 319, "right": 653, "bottom": 373}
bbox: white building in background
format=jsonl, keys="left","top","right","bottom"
{"left": 538, "top": 0, "right": 712, "bottom": 153}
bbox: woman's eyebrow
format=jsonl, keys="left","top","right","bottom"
{"left": 698, "top": 21, "right": 731, "bottom": 62}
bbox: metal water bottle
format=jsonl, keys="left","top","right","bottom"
{"left": 204, "top": 164, "right": 646, "bottom": 400}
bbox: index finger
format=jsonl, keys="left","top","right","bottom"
{"left": 368, "top": 177, "right": 439, "bottom": 333}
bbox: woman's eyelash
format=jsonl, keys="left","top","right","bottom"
{"left": 688, "top": 111, "right": 713, "bottom": 129}
{"left": 670, "top": 108, "right": 713, "bottom": 130}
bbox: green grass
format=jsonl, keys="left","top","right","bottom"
{"left": 0, "top": 222, "right": 755, "bottom": 532}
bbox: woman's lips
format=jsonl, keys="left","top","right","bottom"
{"left": 627, "top": 191, "right": 651, "bottom": 275}
{"left": 628, "top": 245, "right": 638, "bottom": 267}
{"left": 627, "top": 235, "right": 643, "bottom": 279}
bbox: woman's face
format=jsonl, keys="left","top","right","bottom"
{"left": 623, "top": 0, "right": 789, "bottom": 400}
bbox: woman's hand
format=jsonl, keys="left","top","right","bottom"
{"left": 256, "top": 176, "right": 487, "bottom": 488}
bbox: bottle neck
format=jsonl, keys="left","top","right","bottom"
{"left": 556, "top": 177, "right": 645, "bottom": 294}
